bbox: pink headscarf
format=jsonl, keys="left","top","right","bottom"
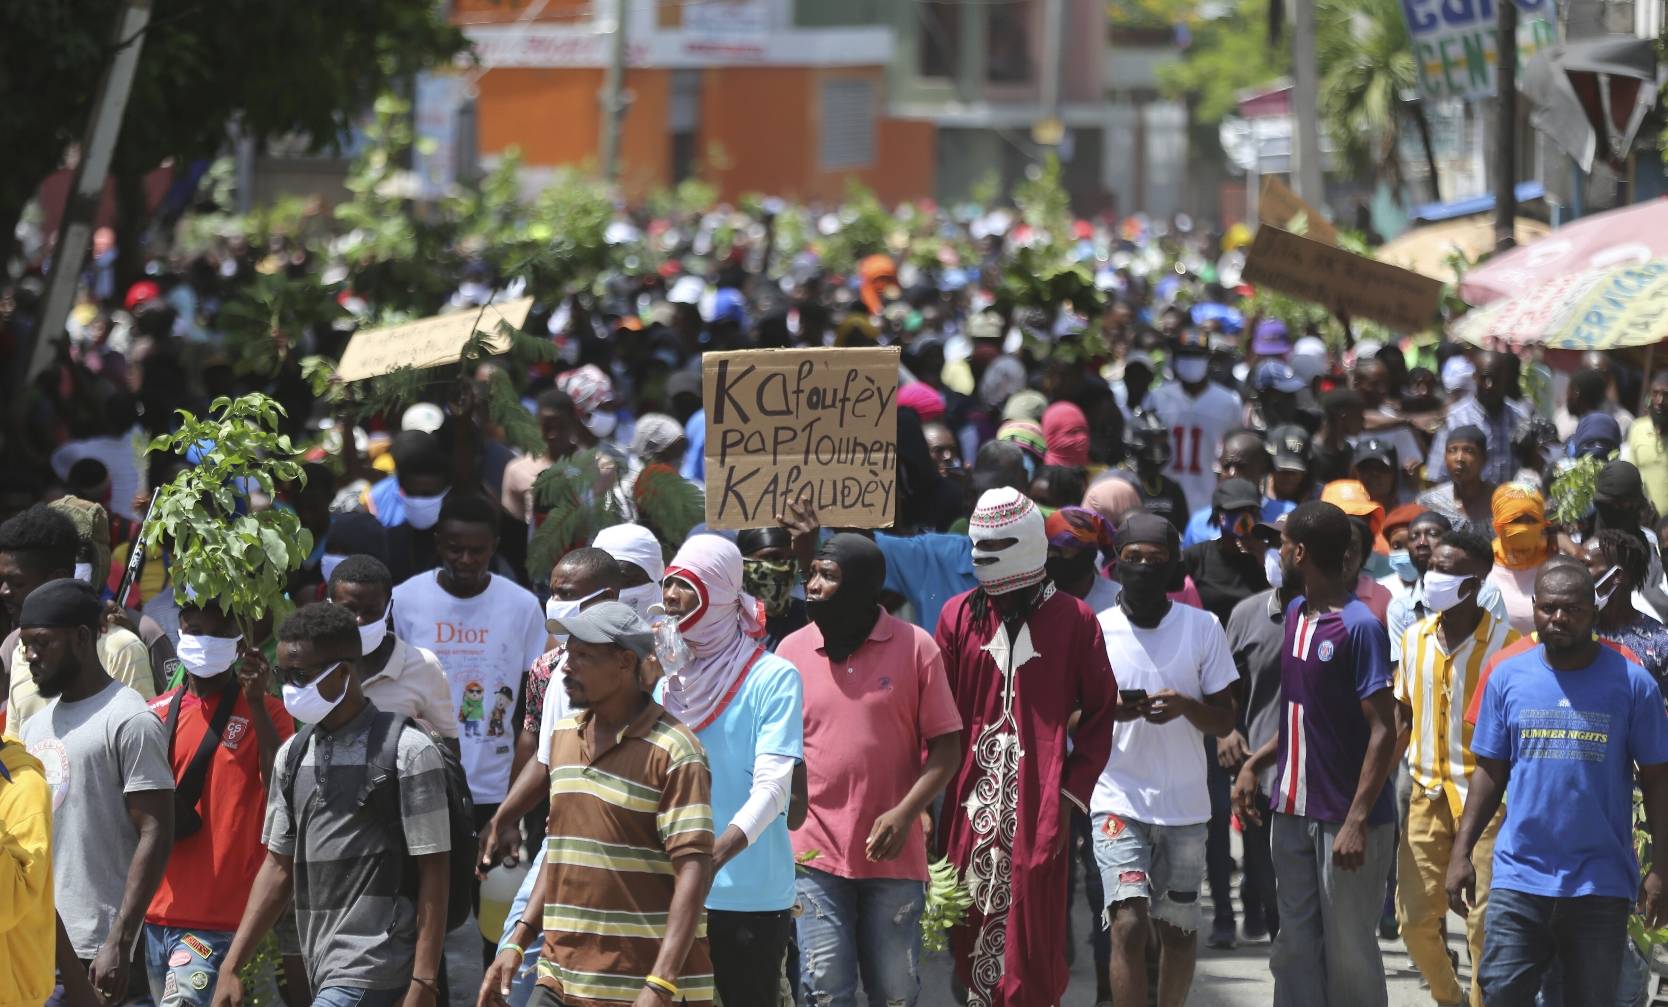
{"left": 662, "top": 535, "right": 765, "bottom": 729}
{"left": 1082, "top": 476, "right": 1140, "bottom": 525}
{"left": 897, "top": 381, "right": 946, "bottom": 423}
{"left": 1042, "top": 402, "right": 1091, "bottom": 468}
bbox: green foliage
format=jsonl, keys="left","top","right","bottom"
{"left": 920, "top": 857, "right": 972, "bottom": 953}
{"left": 631, "top": 465, "right": 705, "bottom": 562}
{"left": 527, "top": 450, "right": 623, "bottom": 581}
{"left": 818, "top": 179, "right": 894, "bottom": 270}
{"left": 216, "top": 271, "right": 347, "bottom": 378}
{"left": 146, "top": 394, "right": 312, "bottom": 623}
{"left": 1549, "top": 456, "right": 1605, "bottom": 526}
{"left": 1316, "top": 0, "right": 1416, "bottom": 191}
{"left": 1156, "top": 0, "right": 1289, "bottom": 126}
{"left": 993, "top": 158, "right": 1102, "bottom": 322}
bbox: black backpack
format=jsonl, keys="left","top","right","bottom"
{"left": 282, "top": 711, "right": 478, "bottom": 932}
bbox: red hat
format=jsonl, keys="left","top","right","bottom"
{"left": 124, "top": 280, "right": 161, "bottom": 313}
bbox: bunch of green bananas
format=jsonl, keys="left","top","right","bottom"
{"left": 919, "top": 857, "right": 972, "bottom": 952}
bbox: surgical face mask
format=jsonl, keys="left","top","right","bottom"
{"left": 358, "top": 604, "right": 390, "bottom": 656}
{"left": 1263, "top": 548, "right": 1284, "bottom": 589}
{"left": 618, "top": 583, "right": 663, "bottom": 622}
{"left": 1421, "top": 570, "right": 1473, "bottom": 613}
{"left": 401, "top": 489, "right": 448, "bottom": 530}
{"left": 582, "top": 410, "right": 618, "bottom": 439}
{"left": 1596, "top": 566, "right": 1623, "bottom": 609}
{"left": 281, "top": 662, "right": 349, "bottom": 724}
{"left": 74, "top": 562, "right": 94, "bottom": 584}
{"left": 177, "top": 633, "right": 243, "bottom": 678}
{"left": 545, "top": 589, "right": 607, "bottom": 640}
{"left": 1387, "top": 548, "right": 1417, "bottom": 584}
{"left": 320, "top": 554, "right": 347, "bottom": 584}
{"left": 1175, "top": 356, "right": 1209, "bottom": 385}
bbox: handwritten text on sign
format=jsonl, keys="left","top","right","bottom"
{"left": 1242, "top": 227, "right": 1444, "bottom": 334}
{"left": 703, "top": 347, "right": 900, "bottom": 529}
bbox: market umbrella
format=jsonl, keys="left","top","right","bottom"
{"left": 1376, "top": 217, "right": 1550, "bottom": 282}
{"left": 1458, "top": 198, "right": 1668, "bottom": 305}
{"left": 1452, "top": 259, "right": 1668, "bottom": 351}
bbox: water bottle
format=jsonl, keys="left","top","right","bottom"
{"left": 650, "top": 612, "right": 692, "bottom": 677}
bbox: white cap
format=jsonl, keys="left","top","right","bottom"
{"left": 668, "top": 276, "right": 706, "bottom": 305}
{"left": 594, "top": 523, "right": 666, "bottom": 585}
{"left": 401, "top": 403, "right": 445, "bottom": 434}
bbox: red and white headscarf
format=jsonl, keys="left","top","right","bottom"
{"left": 662, "top": 535, "right": 765, "bottom": 728}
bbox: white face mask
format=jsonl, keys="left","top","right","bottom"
{"left": 401, "top": 489, "right": 448, "bottom": 530}
{"left": 320, "top": 554, "right": 347, "bottom": 584}
{"left": 545, "top": 589, "right": 607, "bottom": 640}
{"left": 1596, "top": 566, "right": 1623, "bottom": 609}
{"left": 582, "top": 410, "right": 618, "bottom": 439}
{"left": 1175, "top": 356, "right": 1210, "bottom": 384}
{"left": 358, "top": 603, "right": 391, "bottom": 656}
{"left": 1263, "top": 548, "right": 1284, "bottom": 589}
{"left": 1421, "top": 570, "right": 1473, "bottom": 613}
{"left": 177, "top": 634, "right": 243, "bottom": 678}
{"left": 74, "top": 562, "right": 94, "bottom": 584}
{"left": 281, "top": 662, "right": 349, "bottom": 724}
{"left": 618, "top": 583, "right": 663, "bottom": 622}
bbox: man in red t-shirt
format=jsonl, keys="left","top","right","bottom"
{"left": 142, "top": 601, "right": 291, "bottom": 1006}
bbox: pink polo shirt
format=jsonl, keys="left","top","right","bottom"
{"left": 779, "top": 609, "right": 963, "bottom": 881}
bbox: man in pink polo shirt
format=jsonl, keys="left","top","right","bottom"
{"left": 779, "top": 533, "right": 964, "bottom": 1007}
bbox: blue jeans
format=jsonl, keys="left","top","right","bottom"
{"left": 496, "top": 837, "right": 550, "bottom": 1007}
{"left": 144, "top": 925, "right": 234, "bottom": 1006}
{"left": 311, "top": 987, "right": 404, "bottom": 1007}
{"left": 1480, "top": 888, "right": 1630, "bottom": 1007}
{"left": 795, "top": 867, "right": 925, "bottom": 1007}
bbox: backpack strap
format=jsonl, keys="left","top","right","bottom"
{"left": 280, "top": 723, "right": 318, "bottom": 809}
{"left": 356, "top": 711, "right": 411, "bottom": 811}
{"left": 173, "top": 685, "right": 240, "bottom": 814}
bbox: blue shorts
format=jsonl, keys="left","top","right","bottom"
{"left": 1091, "top": 812, "right": 1207, "bottom": 934}
{"left": 144, "top": 925, "right": 234, "bottom": 1006}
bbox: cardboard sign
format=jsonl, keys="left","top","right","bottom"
{"left": 1258, "top": 177, "right": 1337, "bottom": 246}
{"left": 1401, "top": 0, "right": 1556, "bottom": 101}
{"left": 1242, "top": 227, "right": 1444, "bottom": 333}
{"left": 334, "top": 297, "right": 535, "bottom": 382}
{"left": 702, "top": 347, "right": 899, "bottom": 530}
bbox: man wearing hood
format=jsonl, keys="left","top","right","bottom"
{"left": 933, "top": 488, "right": 1118, "bottom": 1007}
{"left": 778, "top": 534, "right": 962, "bottom": 1007}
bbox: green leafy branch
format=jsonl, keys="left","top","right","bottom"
{"left": 146, "top": 393, "right": 313, "bottom": 624}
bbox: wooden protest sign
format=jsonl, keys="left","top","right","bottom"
{"left": 1242, "top": 226, "right": 1443, "bottom": 333}
{"left": 334, "top": 297, "right": 535, "bottom": 382}
{"left": 1258, "top": 177, "right": 1338, "bottom": 246}
{"left": 702, "top": 347, "right": 900, "bottom": 530}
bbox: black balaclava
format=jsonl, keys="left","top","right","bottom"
{"left": 807, "top": 533, "right": 886, "bottom": 662}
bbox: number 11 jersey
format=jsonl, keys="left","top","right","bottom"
{"left": 1149, "top": 380, "right": 1244, "bottom": 515}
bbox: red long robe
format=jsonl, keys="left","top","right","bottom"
{"left": 933, "top": 584, "right": 1118, "bottom": 1007}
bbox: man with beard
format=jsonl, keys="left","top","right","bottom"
{"left": 17, "top": 579, "right": 175, "bottom": 1003}
{"left": 779, "top": 534, "right": 962, "bottom": 1007}
{"left": 934, "top": 488, "right": 1118, "bottom": 1007}
{"left": 1624, "top": 370, "right": 1668, "bottom": 515}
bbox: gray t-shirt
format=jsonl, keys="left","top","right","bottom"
{"left": 20, "top": 677, "right": 174, "bottom": 957}
{"left": 263, "top": 704, "right": 451, "bottom": 991}
{"left": 1225, "top": 590, "right": 1287, "bottom": 795}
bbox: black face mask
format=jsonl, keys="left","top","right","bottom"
{"left": 808, "top": 533, "right": 886, "bottom": 661}
{"left": 1047, "top": 550, "right": 1098, "bottom": 588}
{"left": 1117, "top": 559, "right": 1174, "bottom": 620}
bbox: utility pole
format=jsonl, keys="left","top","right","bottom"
{"left": 20, "top": 0, "right": 152, "bottom": 400}
{"left": 1290, "top": 0, "right": 1325, "bottom": 205}
{"left": 1493, "top": 0, "right": 1519, "bottom": 250}
{"left": 599, "top": 0, "right": 629, "bottom": 183}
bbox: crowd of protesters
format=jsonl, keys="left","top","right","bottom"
{"left": 5, "top": 193, "right": 1668, "bottom": 1007}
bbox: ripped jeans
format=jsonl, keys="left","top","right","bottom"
{"left": 794, "top": 867, "right": 925, "bottom": 1007}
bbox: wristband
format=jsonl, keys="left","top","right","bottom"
{"left": 644, "top": 975, "right": 679, "bottom": 998}
{"left": 500, "top": 943, "right": 526, "bottom": 963}
{"left": 411, "top": 977, "right": 439, "bottom": 993}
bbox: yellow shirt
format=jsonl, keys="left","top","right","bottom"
{"left": 6, "top": 628, "right": 154, "bottom": 729}
{"left": 1625, "top": 417, "right": 1668, "bottom": 517}
{"left": 1394, "top": 610, "right": 1519, "bottom": 818}
{"left": 0, "top": 741, "right": 53, "bottom": 1007}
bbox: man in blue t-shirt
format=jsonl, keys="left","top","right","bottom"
{"left": 1447, "top": 561, "right": 1668, "bottom": 1006}
{"left": 1233, "top": 500, "right": 1398, "bottom": 1006}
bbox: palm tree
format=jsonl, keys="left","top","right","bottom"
{"left": 1315, "top": 0, "right": 1420, "bottom": 198}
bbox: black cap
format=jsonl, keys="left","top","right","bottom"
{"left": 1594, "top": 460, "right": 1645, "bottom": 503}
{"left": 19, "top": 578, "right": 103, "bottom": 631}
{"left": 1448, "top": 424, "right": 1487, "bottom": 449}
{"left": 1353, "top": 437, "right": 1398, "bottom": 470}
{"left": 1118, "top": 511, "right": 1180, "bottom": 553}
{"left": 1213, "top": 478, "right": 1264, "bottom": 513}
{"left": 1267, "top": 424, "right": 1312, "bottom": 472}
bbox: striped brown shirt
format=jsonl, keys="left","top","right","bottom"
{"left": 537, "top": 700, "right": 715, "bottom": 1006}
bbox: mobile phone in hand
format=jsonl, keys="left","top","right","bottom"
{"left": 1119, "top": 689, "right": 1149, "bottom": 705}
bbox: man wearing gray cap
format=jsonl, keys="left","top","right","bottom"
{"left": 482, "top": 602, "right": 716, "bottom": 1007}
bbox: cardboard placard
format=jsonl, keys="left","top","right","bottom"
{"left": 702, "top": 347, "right": 899, "bottom": 530}
{"left": 1258, "top": 177, "right": 1338, "bottom": 246}
{"left": 334, "top": 297, "right": 535, "bottom": 382}
{"left": 1242, "top": 227, "right": 1444, "bottom": 333}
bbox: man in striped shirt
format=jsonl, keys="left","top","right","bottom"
{"left": 1393, "top": 530, "right": 1518, "bottom": 1007}
{"left": 483, "top": 602, "right": 714, "bottom": 1007}
{"left": 1234, "top": 501, "right": 1397, "bottom": 1006}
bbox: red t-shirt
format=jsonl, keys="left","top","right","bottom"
{"left": 1463, "top": 634, "right": 1640, "bottom": 726}
{"left": 144, "top": 685, "right": 294, "bottom": 931}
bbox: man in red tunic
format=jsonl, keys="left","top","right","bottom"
{"left": 934, "top": 487, "right": 1119, "bottom": 1007}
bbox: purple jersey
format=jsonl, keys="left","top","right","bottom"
{"left": 1272, "top": 596, "right": 1395, "bottom": 824}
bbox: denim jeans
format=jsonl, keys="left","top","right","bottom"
{"left": 1479, "top": 888, "right": 1630, "bottom": 1007}
{"left": 310, "top": 986, "right": 405, "bottom": 1007}
{"left": 143, "top": 925, "right": 235, "bottom": 1006}
{"left": 795, "top": 868, "right": 924, "bottom": 1007}
{"left": 1268, "top": 813, "right": 1395, "bottom": 1007}
{"left": 496, "top": 836, "right": 551, "bottom": 1007}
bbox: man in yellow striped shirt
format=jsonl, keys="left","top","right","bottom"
{"left": 1393, "top": 529, "right": 1518, "bottom": 1007}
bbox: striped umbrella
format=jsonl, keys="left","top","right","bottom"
{"left": 1452, "top": 259, "right": 1668, "bottom": 350}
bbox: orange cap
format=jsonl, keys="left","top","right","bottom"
{"left": 1322, "top": 479, "right": 1386, "bottom": 544}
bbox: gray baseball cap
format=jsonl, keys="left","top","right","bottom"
{"left": 547, "top": 601, "right": 655, "bottom": 658}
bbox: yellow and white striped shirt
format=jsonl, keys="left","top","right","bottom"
{"left": 1394, "top": 609, "right": 1519, "bottom": 817}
